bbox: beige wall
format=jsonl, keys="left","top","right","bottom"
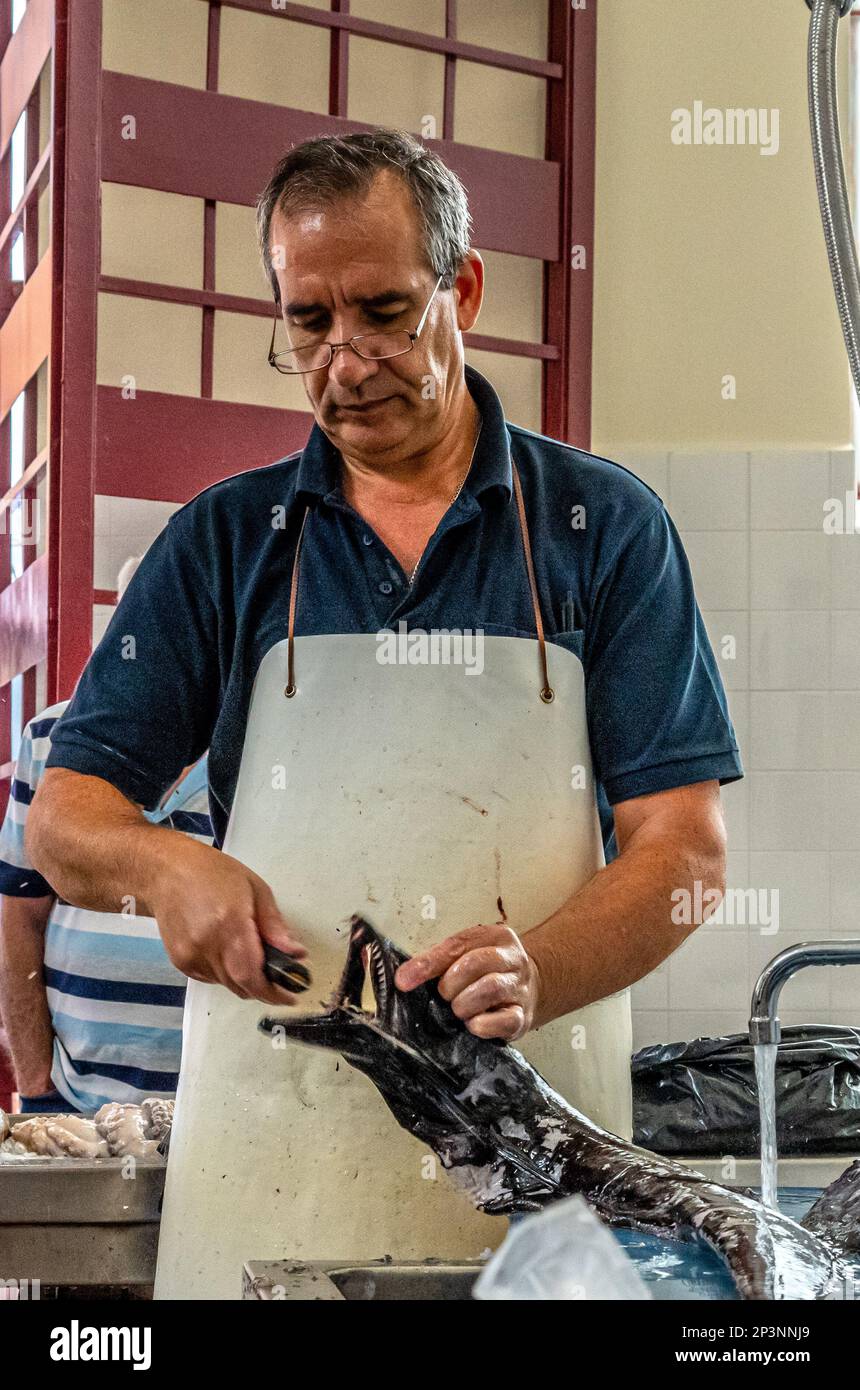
{"left": 591, "top": 0, "right": 853, "bottom": 453}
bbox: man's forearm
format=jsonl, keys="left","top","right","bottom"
{"left": 0, "top": 896, "right": 56, "bottom": 1094}
{"left": 27, "top": 768, "right": 308, "bottom": 1007}
{"left": 26, "top": 768, "right": 183, "bottom": 919}
{"left": 524, "top": 818, "right": 726, "bottom": 1027}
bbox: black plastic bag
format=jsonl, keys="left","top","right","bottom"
{"left": 632, "top": 1026, "right": 860, "bottom": 1156}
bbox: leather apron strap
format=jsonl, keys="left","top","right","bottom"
{"left": 511, "top": 465, "right": 554, "bottom": 704}
{"left": 284, "top": 504, "right": 309, "bottom": 698}
{"left": 284, "top": 462, "right": 554, "bottom": 703}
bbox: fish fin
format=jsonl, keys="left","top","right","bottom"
{"left": 800, "top": 1159, "right": 860, "bottom": 1256}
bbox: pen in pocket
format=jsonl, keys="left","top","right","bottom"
{"left": 561, "top": 590, "right": 574, "bottom": 630}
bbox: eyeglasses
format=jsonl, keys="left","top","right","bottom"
{"left": 267, "top": 274, "right": 444, "bottom": 375}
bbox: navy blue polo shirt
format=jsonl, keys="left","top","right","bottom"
{"left": 47, "top": 365, "right": 742, "bottom": 859}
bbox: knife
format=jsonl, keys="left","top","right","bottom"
{"left": 263, "top": 943, "right": 312, "bottom": 994}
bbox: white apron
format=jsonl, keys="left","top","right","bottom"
{"left": 154, "top": 471, "right": 632, "bottom": 1300}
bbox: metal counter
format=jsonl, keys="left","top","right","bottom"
{"left": 0, "top": 1115, "right": 165, "bottom": 1287}
{"left": 243, "top": 1259, "right": 483, "bottom": 1300}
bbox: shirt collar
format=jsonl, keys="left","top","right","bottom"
{"left": 295, "top": 364, "right": 513, "bottom": 505}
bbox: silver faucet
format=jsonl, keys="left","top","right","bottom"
{"left": 749, "top": 939, "right": 860, "bottom": 1046}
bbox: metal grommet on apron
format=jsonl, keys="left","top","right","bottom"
{"left": 155, "top": 462, "right": 632, "bottom": 1299}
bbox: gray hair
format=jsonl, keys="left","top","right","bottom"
{"left": 255, "top": 128, "right": 473, "bottom": 304}
{"left": 116, "top": 554, "right": 142, "bottom": 601}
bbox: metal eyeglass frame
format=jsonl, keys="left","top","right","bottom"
{"left": 267, "top": 274, "right": 444, "bottom": 375}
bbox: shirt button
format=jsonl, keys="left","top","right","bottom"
{"left": 362, "top": 533, "right": 374, "bottom": 547}
{"left": 378, "top": 580, "right": 393, "bottom": 596}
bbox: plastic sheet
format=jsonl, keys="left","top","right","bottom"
{"left": 473, "top": 1195, "right": 652, "bottom": 1300}
{"left": 632, "top": 1026, "right": 860, "bottom": 1156}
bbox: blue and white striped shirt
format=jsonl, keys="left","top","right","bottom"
{"left": 0, "top": 702, "right": 213, "bottom": 1110}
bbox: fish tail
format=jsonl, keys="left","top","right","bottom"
{"left": 693, "top": 1192, "right": 838, "bottom": 1300}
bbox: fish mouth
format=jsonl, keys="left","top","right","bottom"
{"left": 259, "top": 915, "right": 402, "bottom": 1041}
{"left": 330, "top": 915, "right": 400, "bottom": 1021}
{"left": 257, "top": 919, "right": 564, "bottom": 1206}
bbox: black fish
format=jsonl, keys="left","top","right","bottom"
{"left": 260, "top": 917, "right": 856, "bottom": 1301}
{"left": 800, "top": 1159, "right": 860, "bottom": 1258}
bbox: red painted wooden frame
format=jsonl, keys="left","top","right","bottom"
{"left": 47, "top": 0, "right": 100, "bottom": 703}
{"left": 0, "top": 0, "right": 54, "bottom": 1100}
{"left": 99, "top": 73, "right": 560, "bottom": 260}
{"left": 545, "top": 0, "right": 596, "bottom": 448}
{"left": 0, "top": 0, "right": 55, "bottom": 809}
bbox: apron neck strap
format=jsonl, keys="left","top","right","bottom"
{"left": 284, "top": 466, "right": 555, "bottom": 704}
{"left": 512, "top": 464, "right": 554, "bottom": 704}
{"left": 284, "top": 506, "right": 309, "bottom": 697}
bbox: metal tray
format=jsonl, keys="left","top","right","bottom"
{"left": 0, "top": 1222, "right": 159, "bottom": 1288}
{"left": 0, "top": 1114, "right": 165, "bottom": 1224}
{"left": 0, "top": 1116, "right": 165, "bottom": 1287}
{"left": 244, "top": 1259, "right": 483, "bottom": 1301}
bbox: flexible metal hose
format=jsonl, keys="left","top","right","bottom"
{"left": 806, "top": 0, "right": 860, "bottom": 402}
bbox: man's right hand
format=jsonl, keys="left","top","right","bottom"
{"left": 145, "top": 838, "right": 307, "bottom": 1006}
{"left": 27, "top": 769, "right": 305, "bottom": 1007}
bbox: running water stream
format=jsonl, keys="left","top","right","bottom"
{"left": 754, "top": 1042, "right": 779, "bottom": 1208}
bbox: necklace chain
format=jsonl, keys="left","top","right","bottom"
{"left": 408, "top": 422, "right": 483, "bottom": 586}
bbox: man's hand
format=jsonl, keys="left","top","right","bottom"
{"left": 394, "top": 923, "right": 540, "bottom": 1041}
{"left": 145, "top": 838, "right": 307, "bottom": 1007}
{"left": 26, "top": 769, "right": 307, "bottom": 1009}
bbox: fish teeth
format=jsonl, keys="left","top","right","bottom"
{"left": 369, "top": 940, "right": 387, "bottom": 1007}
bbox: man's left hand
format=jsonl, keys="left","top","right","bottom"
{"left": 394, "top": 923, "right": 540, "bottom": 1041}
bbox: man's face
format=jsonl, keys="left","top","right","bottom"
{"left": 268, "top": 171, "right": 482, "bottom": 464}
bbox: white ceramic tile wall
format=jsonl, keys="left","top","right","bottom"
{"left": 615, "top": 449, "right": 860, "bottom": 1051}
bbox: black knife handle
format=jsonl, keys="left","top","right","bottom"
{"left": 263, "top": 943, "right": 311, "bottom": 994}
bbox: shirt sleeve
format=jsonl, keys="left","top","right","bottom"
{"left": 585, "top": 503, "right": 743, "bottom": 805}
{"left": 0, "top": 717, "right": 56, "bottom": 897}
{"left": 46, "top": 510, "right": 221, "bottom": 811}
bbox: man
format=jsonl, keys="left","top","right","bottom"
{"left": 0, "top": 737, "right": 210, "bottom": 1111}
{"left": 26, "top": 130, "right": 739, "bottom": 1296}
{"left": 0, "top": 563, "right": 213, "bottom": 1112}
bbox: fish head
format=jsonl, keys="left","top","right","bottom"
{"left": 259, "top": 915, "right": 510, "bottom": 1107}
{"left": 259, "top": 916, "right": 561, "bottom": 1210}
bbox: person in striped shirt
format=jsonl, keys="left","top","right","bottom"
{"left": 0, "top": 708, "right": 212, "bottom": 1112}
